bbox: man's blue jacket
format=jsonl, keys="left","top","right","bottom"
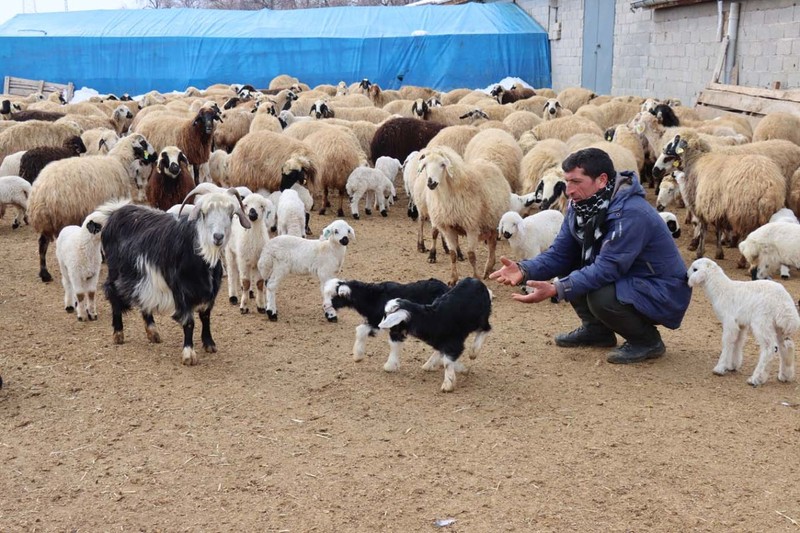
{"left": 518, "top": 172, "right": 691, "bottom": 329}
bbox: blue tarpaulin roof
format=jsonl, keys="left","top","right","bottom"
{"left": 0, "top": 4, "right": 550, "bottom": 95}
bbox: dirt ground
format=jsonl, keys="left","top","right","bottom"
{"left": 1, "top": 188, "right": 799, "bottom": 532}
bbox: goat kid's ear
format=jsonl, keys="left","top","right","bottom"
{"left": 378, "top": 310, "right": 409, "bottom": 329}
{"left": 87, "top": 221, "right": 102, "bottom": 234}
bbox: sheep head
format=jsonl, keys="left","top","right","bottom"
{"left": 543, "top": 99, "right": 562, "bottom": 118}
{"left": 193, "top": 106, "right": 221, "bottom": 136}
{"left": 537, "top": 168, "right": 566, "bottom": 211}
{"left": 158, "top": 146, "right": 189, "bottom": 179}
{"left": 336, "top": 81, "right": 348, "bottom": 96}
{"left": 241, "top": 192, "right": 273, "bottom": 225}
{"left": 426, "top": 96, "right": 442, "bottom": 108}
{"left": 411, "top": 99, "right": 429, "bottom": 119}
{"left": 309, "top": 100, "right": 334, "bottom": 119}
{"left": 498, "top": 211, "right": 523, "bottom": 240}
{"left": 358, "top": 79, "right": 372, "bottom": 92}
{"left": 650, "top": 104, "right": 680, "bottom": 127}
{"left": 686, "top": 258, "right": 718, "bottom": 288}
{"left": 420, "top": 149, "right": 454, "bottom": 191}
{"left": 321, "top": 220, "right": 355, "bottom": 246}
{"left": 64, "top": 135, "right": 87, "bottom": 155}
{"left": 459, "top": 109, "right": 489, "bottom": 122}
{"left": 125, "top": 133, "right": 158, "bottom": 165}
{"left": 280, "top": 155, "right": 316, "bottom": 191}
{"left": 655, "top": 173, "right": 680, "bottom": 212}
{"left": 490, "top": 85, "right": 505, "bottom": 101}
{"left": 653, "top": 134, "right": 689, "bottom": 179}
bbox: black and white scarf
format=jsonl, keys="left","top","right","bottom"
{"left": 573, "top": 173, "right": 616, "bottom": 264}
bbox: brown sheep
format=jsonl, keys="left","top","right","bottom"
{"left": 145, "top": 146, "right": 194, "bottom": 211}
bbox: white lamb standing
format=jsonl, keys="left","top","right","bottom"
{"left": 346, "top": 157, "right": 400, "bottom": 219}
{"left": 738, "top": 220, "right": 800, "bottom": 281}
{"left": 267, "top": 183, "right": 313, "bottom": 235}
{"left": 55, "top": 209, "right": 108, "bottom": 321}
{"left": 275, "top": 188, "right": 306, "bottom": 237}
{"left": 687, "top": 258, "right": 799, "bottom": 386}
{"left": 226, "top": 193, "right": 274, "bottom": 314}
{"left": 0, "top": 175, "right": 31, "bottom": 229}
{"left": 767, "top": 208, "right": 800, "bottom": 279}
{"left": 498, "top": 210, "right": 564, "bottom": 260}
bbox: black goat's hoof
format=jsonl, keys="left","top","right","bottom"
{"left": 337, "top": 208, "right": 345, "bottom": 217}
{"left": 229, "top": 296, "right": 238, "bottom": 304}
{"left": 266, "top": 310, "right": 278, "bottom": 321}
{"left": 365, "top": 208, "right": 372, "bottom": 215}
{"left": 204, "top": 343, "right": 218, "bottom": 354}
{"left": 326, "top": 314, "right": 338, "bottom": 323}
{"left": 257, "top": 307, "right": 266, "bottom": 314}
{"left": 380, "top": 210, "right": 388, "bottom": 217}
{"left": 352, "top": 213, "right": 360, "bottom": 220}
{"left": 65, "top": 306, "right": 75, "bottom": 313}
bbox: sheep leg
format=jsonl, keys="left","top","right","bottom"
{"left": 255, "top": 279, "right": 266, "bottom": 313}
{"left": 747, "top": 331, "right": 779, "bottom": 386}
{"left": 731, "top": 326, "right": 747, "bottom": 371}
{"left": 336, "top": 192, "right": 345, "bottom": 217}
{"left": 695, "top": 222, "right": 707, "bottom": 259}
{"left": 38, "top": 234, "right": 53, "bottom": 282}
{"left": 378, "top": 194, "right": 388, "bottom": 217}
{"left": 470, "top": 330, "right": 489, "bottom": 360}
{"left": 75, "top": 293, "right": 86, "bottom": 322}
{"left": 465, "top": 233, "right": 480, "bottom": 279}
{"left": 61, "top": 269, "right": 76, "bottom": 313}
{"left": 319, "top": 188, "right": 329, "bottom": 215}
{"left": 364, "top": 191, "right": 373, "bottom": 216}
{"left": 428, "top": 226, "right": 438, "bottom": 262}
{"left": 142, "top": 312, "right": 161, "bottom": 343}
{"left": 384, "top": 339, "right": 402, "bottom": 372}
{"left": 441, "top": 355, "right": 457, "bottom": 393}
{"left": 407, "top": 199, "right": 419, "bottom": 220}
{"left": 265, "top": 273, "right": 280, "bottom": 321}
{"left": 778, "top": 338, "right": 796, "bottom": 383}
{"left": 320, "top": 278, "right": 337, "bottom": 322}
{"left": 780, "top": 264, "right": 791, "bottom": 279}
{"left": 713, "top": 324, "right": 740, "bottom": 375}
{"left": 481, "top": 231, "right": 498, "bottom": 280}
{"left": 353, "top": 324, "right": 372, "bottom": 361}
{"left": 305, "top": 212, "right": 312, "bottom": 236}
{"left": 240, "top": 278, "right": 251, "bottom": 314}
{"left": 226, "top": 252, "right": 239, "bottom": 304}
{"left": 11, "top": 206, "right": 24, "bottom": 229}
{"left": 349, "top": 190, "right": 364, "bottom": 219}
{"left": 422, "top": 351, "right": 443, "bottom": 371}
{"left": 714, "top": 226, "right": 724, "bottom": 260}
{"left": 442, "top": 227, "right": 460, "bottom": 286}
{"left": 417, "top": 216, "right": 428, "bottom": 254}
{"left": 180, "top": 316, "right": 198, "bottom": 365}
{"left": 199, "top": 307, "right": 217, "bottom": 353}
{"left": 86, "top": 291, "right": 98, "bottom": 321}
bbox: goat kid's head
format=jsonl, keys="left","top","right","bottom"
{"left": 129, "top": 134, "right": 157, "bottom": 164}
{"left": 158, "top": 146, "right": 189, "bottom": 179}
{"left": 321, "top": 220, "right": 355, "bottom": 246}
{"left": 652, "top": 134, "right": 686, "bottom": 179}
{"left": 686, "top": 258, "right": 717, "bottom": 287}
{"left": 378, "top": 298, "right": 411, "bottom": 330}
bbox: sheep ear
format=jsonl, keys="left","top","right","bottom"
{"left": 87, "top": 221, "right": 102, "bottom": 234}
{"left": 378, "top": 310, "right": 410, "bottom": 329}
{"left": 687, "top": 269, "right": 705, "bottom": 288}
{"left": 98, "top": 138, "right": 106, "bottom": 149}
{"left": 322, "top": 228, "right": 331, "bottom": 240}
{"left": 524, "top": 195, "right": 537, "bottom": 207}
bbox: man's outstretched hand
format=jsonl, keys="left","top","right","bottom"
{"left": 512, "top": 280, "right": 558, "bottom": 304}
{"left": 488, "top": 256, "right": 524, "bottom": 286}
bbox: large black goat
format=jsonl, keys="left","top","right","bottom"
{"left": 326, "top": 277, "right": 450, "bottom": 372}
{"left": 378, "top": 277, "right": 492, "bottom": 392}
{"left": 100, "top": 186, "right": 250, "bottom": 366}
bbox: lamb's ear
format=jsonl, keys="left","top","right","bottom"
{"left": 86, "top": 221, "right": 102, "bottom": 234}
{"left": 321, "top": 228, "right": 332, "bottom": 240}
{"left": 378, "top": 310, "right": 410, "bottom": 329}
{"left": 442, "top": 155, "right": 452, "bottom": 173}
{"left": 524, "top": 194, "right": 537, "bottom": 207}
{"left": 98, "top": 138, "right": 106, "bottom": 150}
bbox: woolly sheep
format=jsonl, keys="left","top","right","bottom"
{"left": 575, "top": 100, "right": 640, "bottom": 131}
{"left": 27, "top": 134, "right": 157, "bottom": 282}
{"left": 275, "top": 188, "right": 306, "bottom": 237}
{"left": 519, "top": 138, "right": 569, "bottom": 194}
{"left": 421, "top": 146, "right": 511, "bottom": 285}
{"left": 0, "top": 120, "right": 83, "bottom": 166}
{"left": 304, "top": 126, "right": 367, "bottom": 216}
{"left": 55, "top": 209, "right": 108, "bottom": 321}
{"left": 556, "top": 87, "right": 597, "bottom": 112}
{"left": 687, "top": 258, "right": 799, "bottom": 386}
{"left": 502, "top": 110, "right": 542, "bottom": 139}
{"left": 226, "top": 193, "right": 274, "bottom": 314}
{"left": 227, "top": 130, "right": 318, "bottom": 194}
{"left": 370, "top": 117, "right": 445, "bottom": 166}
{"left": 214, "top": 108, "right": 255, "bottom": 153}
{"left": 427, "top": 125, "right": 481, "bottom": 156}
{"left": 542, "top": 99, "right": 571, "bottom": 120}
{"left": 738, "top": 221, "right": 800, "bottom": 280}
{"left": 207, "top": 149, "right": 230, "bottom": 186}
{"left": 753, "top": 112, "right": 800, "bottom": 145}
{"left": 257, "top": 219, "right": 355, "bottom": 322}
{"left": 346, "top": 166, "right": 395, "bottom": 219}
{"left": 81, "top": 128, "right": 119, "bottom": 156}
{"left": 0, "top": 150, "right": 26, "bottom": 177}
{"left": 0, "top": 175, "right": 31, "bottom": 229}
{"left": 490, "top": 85, "right": 536, "bottom": 104}
{"left": 19, "top": 136, "right": 87, "bottom": 184}
{"left": 463, "top": 128, "right": 522, "bottom": 193}
{"left": 145, "top": 146, "right": 194, "bottom": 211}
{"left": 529, "top": 115, "right": 604, "bottom": 143}
{"left": 534, "top": 167, "right": 568, "bottom": 213}
{"left": 498, "top": 210, "right": 564, "bottom": 260}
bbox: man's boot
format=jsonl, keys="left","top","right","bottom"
{"left": 555, "top": 325, "right": 617, "bottom": 348}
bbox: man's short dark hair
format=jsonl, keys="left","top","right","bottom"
{"left": 562, "top": 148, "right": 616, "bottom": 180}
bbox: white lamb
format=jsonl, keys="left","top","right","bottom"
{"left": 767, "top": 208, "right": 800, "bottom": 279}
{"left": 345, "top": 161, "right": 397, "bottom": 219}
{"left": 55, "top": 209, "right": 108, "bottom": 321}
{"left": 498, "top": 210, "right": 564, "bottom": 260}
{"left": 257, "top": 219, "right": 355, "bottom": 322}
{"left": 687, "top": 258, "right": 799, "bottom": 386}
{"left": 275, "top": 188, "right": 306, "bottom": 237}
{"left": 507, "top": 191, "right": 539, "bottom": 216}
{"left": 226, "top": 193, "right": 274, "bottom": 314}
{"left": 267, "top": 183, "right": 313, "bottom": 235}
{"left": 738, "top": 221, "right": 800, "bottom": 281}
{"left": 0, "top": 150, "right": 26, "bottom": 177}
{"left": 0, "top": 175, "right": 32, "bottom": 229}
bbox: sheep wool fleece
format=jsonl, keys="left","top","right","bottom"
{"left": 518, "top": 172, "right": 691, "bottom": 329}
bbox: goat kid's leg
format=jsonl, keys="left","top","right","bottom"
{"left": 695, "top": 222, "right": 707, "bottom": 259}
{"left": 240, "top": 278, "right": 251, "bottom": 314}
{"left": 422, "top": 351, "right": 443, "bottom": 371}
{"left": 470, "top": 330, "right": 490, "bottom": 360}
{"left": 441, "top": 355, "right": 457, "bottom": 393}
{"left": 713, "top": 324, "right": 740, "bottom": 375}
{"left": 778, "top": 338, "right": 796, "bottom": 382}
{"left": 384, "top": 339, "right": 403, "bottom": 372}
{"left": 199, "top": 308, "right": 217, "bottom": 353}
{"left": 353, "top": 324, "right": 373, "bottom": 362}
{"left": 378, "top": 195, "right": 388, "bottom": 217}
{"left": 38, "top": 234, "right": 53, "bottom": 282}
{"left": 142, "top": 312, "right": 161, "bottom": 343}
{"left": 320, "top": 278, "right": 337, "bottom": 322}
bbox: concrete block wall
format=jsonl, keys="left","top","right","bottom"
{"left": 516, "top": 0, "right": 800, "bottom": 106}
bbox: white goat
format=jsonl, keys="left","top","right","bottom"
{"left": 258, "top": 219, "right": 355, "bottom": 321}
{"left": 687, "top": 258, "right": 799, "bottom": 386}
{"left": 55, "top": 209, "right": 108, "bottom": 321}
{"left": 226, "top": 193, "right": 274, "bottom": 314}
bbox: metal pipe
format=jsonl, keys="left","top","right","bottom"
{"left": 724, "top": 2, "right": 740, "bottom": 84}
{"left": 716, "top": 0, "right": 724, "bottom": 41}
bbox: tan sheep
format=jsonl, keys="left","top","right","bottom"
{"left": 463, "top": 129, "right": 522, "bottom": 192}
{"left": 519, "top": 138, "right": 569, "bottom": 194}
{"left": 440, "top": 88, "right": 474, "bottom": 105}
{"left": 421, "top": 146, "right": 511, "bottom": 286}
{"left": 542, "top": 98, "right": 573, "bottom": 121}
{"left": 753, "top": 112, "right": 800, "bottom": 145}
{"left": 556, "top": 87, "right": 597, "bottom": 112}
{"left": 427, "top": 125, "right": 481, "bottom": 156}
{"left": 214, "top": 108, "right": 255, "bottom": 153}
{"left": 249, "top": 103, "right": 283, "bottom": 134}
{"left": 479, "top": 104, "right": 516, "bottom": 122}
{"left": 607, "top": 124, "right": 646, "bottom": 174}
{"left": 398, "top": 85, "right": 438, "bottom": 101}
{"left": 28, "top": 133, "right": 156, "bottom": 282}
{"left": 227, "top": 130, "right": 318, "bottom": 195}
{"left": 574, "top": 100, "right": 640, "bottom": 130}
{"left": 303, "top": 127, "right": 367, "bottom": 216}
{"left": 81, "top": 128, "right": 119, "bottom": 156}
{"left": 511, "top": 95, "right": 550, "bottom": 117}
{"left": 208, "top": 149, "right": 231, "bottom": 186}
{"left": 476, "top": 120, "right": 513, "bottom": 134}
{"left": 502, "top": 111, "right": 542, "bottom": 139}
{"left": 529, "top": 115, "right": 604, "bottom": 143}
{"left": 269, "top": 74, "right": 303, "bottom": 91}
{"left": 326, "top": 104, "right": 390, "bottom": 124}
{"left": 533, "top": 88, "right": 557, "bottom": 99}
{"left": 382, "top": 99, "right": 417, "bottom": 117}
{"left": 0, "top": 120, "right": 83, "bottom": 165}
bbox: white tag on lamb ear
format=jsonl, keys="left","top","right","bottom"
{"left": 675, "top": 146, "right": 684, "bottom": 154}
{"left": 635, "top": 123, "right": 644, "bottom": 134}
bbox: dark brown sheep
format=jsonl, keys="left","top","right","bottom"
{"left": 370, "top": 117, "right": 446, "bottom": 165}
{"left": 19, "top": 136, "right": 87, "bottom": 184}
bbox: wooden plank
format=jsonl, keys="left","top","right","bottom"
{"left": 697, "top": 89, "right": 800, "bottom": 116}
{"left": 706, "top": 82, "right": 800, "bottom": 104}
{"left": 692, "top": 103, "right": 761, "bottom": 129}
{"left": 710, "top": 36, "right": 729, "bottom": 84}
{"left": 3, "top": 76, "right": 8, "bottom": 94}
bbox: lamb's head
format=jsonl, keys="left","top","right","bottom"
{"left": 686, "top": 258, "right": 719, "bottom": 288}
{"left": 640, "top": 98, "right": 659, "bottom": 113}
{"left": 378, "top": 298, "right": 411, "bottom": 330}
{"left": 459, "top": 108, "right": 489, "bottom": 122}
{"left": 498, "top": 211, "right": 523, "bottom": 240}
{"left": 375, "top": 156, "right": 402, "bottom": 182}
{"left": 309, "top": 100, "right": 334, "bottom": 119}
{"left": 64, "top": 135, "right": 87, "bottom": 156}
{"left": 123, "top": 133, "right": 157, "bottom": 165}
{"left": 184, "top": 86, "right": 203, "bottom": 98}
{"left": 737, "top": 238, "right": 765, "bottom": 280}
{"left": 193, "top": 105, "right": 222, "bottom": 136}
{"left": 537, "top": 168, "right": 566, "bottom": 210}
{"left": 321, "top": 220, "right": 355, "bottom": 246}
{"left": 419, "top": 148, "right": 454, "bottom": 191}
{"left": 324, "top": 278, "right": 352, "bottom": 310}
{"left": 627, "top": 111, "right": 657, "bottom": 138}
{"left": 655, "top": 172, "right": 681, "bottom": 212}
{"left": 653, "top": 134, "right": 688, "bottom": 179}
{"left": 241, "top": 192, "right": 274, "bottom": 225}
{"left": 358, "top": 79, "right": 372, "bottom": 92}
{"left": 158, "top": 146, "right": 189, "bottom": 179}
{"left": 411, "top": 99, "right": 429, "bottom": 119}
{"left": 281, "top": 155, "right": 316, "bottom": 191}
{"left": 256, "top": 99, "right": 278, "bottom": 116}
{"left": 650, "top": 104, "right": 679, "bottom": 127}
{"left": 112, "top": 104, "right": 134, "bottom": 128}
{"left": 180, "top": 186, "right": 251, "bottom": 264}
{"left": 490, "top": 85, "right": 505, "bottom": 101}
{"left": 543, "top": 99, "right": 563, "bottom": 119}
{"left": 658, "top": 211, "right": 681, "bottom": 239}
{"left": 81, "top": 209, "right": 107, "bottom": 237}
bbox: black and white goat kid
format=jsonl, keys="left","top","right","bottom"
{"left": 326, "top": 277, "right": 450, "bottom": 372}
{"left": 100, "top": 186, "right": 250, "bottom": 365}
{"left": 378, "top": 277, "right": 492, "bottom": 392}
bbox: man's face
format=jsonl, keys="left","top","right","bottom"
{"left": 565, "top": 167, "right": 608, "bottom": 202}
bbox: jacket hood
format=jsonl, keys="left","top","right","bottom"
{"left": 609, "top": 171, "right": 644, "bottom": 210}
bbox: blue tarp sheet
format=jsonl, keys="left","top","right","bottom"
{"left": 0, "top": 4, "right": 550, "bottom": 95}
